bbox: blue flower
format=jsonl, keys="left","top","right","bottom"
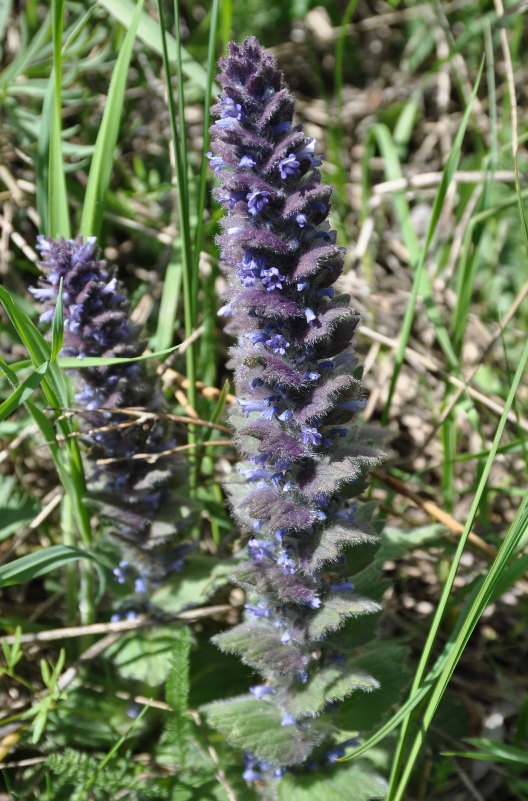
{"left": 301, "top": 427, "right": 322, "bottom": 446}
{"left": 246, "top": 189, "right": 269, "bottom": 215}
{"left": 220, "top": 96, "right": 243, "bottom": 120}
{"left": 260, "top": 267, "right": 285, "bottom": 291}
{"left": 248, "top": 539, "right": 275, "bottom": 561}
{"left": 249, "top": 685, "right": 274, "bottom": 699}
{"left": 265, "top": 333, "right": 289, "bottom": 354}
{"left": 278, "top": 153, "right": 301, "bottom": 179}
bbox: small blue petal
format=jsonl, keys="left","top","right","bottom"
{"left": 249, "top": 684, "right": 274, "bottom": 699}
{"left": 239, "top": 155, "right": 256, "bottom": 167}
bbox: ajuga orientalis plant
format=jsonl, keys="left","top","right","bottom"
{"left": 203, "top": 38, "right": 403, "bottom": 797}
{"left": 31, "top": 236, "right": 192, "bottom": 598}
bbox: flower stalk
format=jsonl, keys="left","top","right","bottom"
{"left": 204, "top": 38, "right": 393, "bottom": 793}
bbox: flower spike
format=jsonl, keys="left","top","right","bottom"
{"left": 31, "top": 236, "right": 191, "bottom": 586}
{"left": 204, "top": 38, "right": 397, "bottom": 795}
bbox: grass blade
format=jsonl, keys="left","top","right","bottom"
{"left": 0, "top": 362, "right": 49, "bottom": 423}
{"left": 0, "top": 545, "right": 97, "bottom": 588}
{"left": 156, "top": 0, "right": 198, "bottom": 488}
{"left": 98, "top": 0, "right": 213, "bottom": 91}
{"left": 388, "top": 336, "right": 528, "bottom": 800}
{"left": 36, "top": 76, "right": 54, "bottom": 237}
{"left": 192, "top": 0, "right": 220, "bottom": 291}
{"left": 0, "top": 0, "right": 12, "bottom": 53}
{"left": 0, "top": 9, "right": 51, "bottom": 90}
{"left": 50, "top": 277, "right": 64, "bottom": 362}
{"left": 57, "top": 341, "right": 182, "bottom": 369}
{"left": 0, "top": 286, "right": 90, "bottom": 544}
{"left": 80, "top": 0, "right": 145, "bottom": 240}
{"left": 49, "top": 0, "right": 70, "bottom": 239}
{"left": 445, "top": 739, "right": 528, "bottom": 766}
{"left": 153, "top": 244, "right": 182, "bottom": 353}
{"left": 0, "top": 286, "right": 51, "bottom": 366}
{"left": 381, "top": 57, "right": 484, "bottom": 424}
{"left": 152, "top": 0, "right": 192, "bottom": 355}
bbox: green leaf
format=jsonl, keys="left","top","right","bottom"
{"left": 152, "top": 555, "right": 234, "bottom": 613}
{"left": 0, "top": 545, "right": 96, "bottom": 588}
{"left": 0, "top": 361, "right": 49, "bottom": 423}
{"left": 57, "top": 342, "right": 181, "bottom": 369}
{"left": 277, "top": 761, "right": 387, "bottom": 801}
{"left": 0, "top": 10, "right": 51, "bottom": 92}
{"left": 36, "top": 63, "right": 54, "bottom": 235}
{"left": 47, "top": 749, "right": 128, "bottom": 795}
{"left": 444, "top": 738, "right": 528, "bottom": 766}
{"left": 0, "top": 285, "right": 51, "bottom": 366}
{"left": 80, "top": 0, "right": 145, "bottom": 239}
{"left": 152, "top": 244, "right": 182, "bottom": 352}
{"left": 353, "top": 524, "right": 443, "bottom": 596}
{"left": 284, "top": 656, "right": 379, "bottom": 719}
{"left": 203, "top": 695, "right": 322, "bottom": 767}
{"left": 105, "top": 625, "right": 176, "bottom": 684}
{"left": 205, "top": 380, "right": 231, "bottom": 435}
{"left": 153, "top": 0, "right": 197, "bottom": 478}
{"left": 305, "top": 520, "right": 379, "bottom": 572}
{"left": 50, "top": 277, "right": 64, "bottom": 362}
{"left": 0, "top": 353, "right": 19, "bottom": 385}
{"left": 192, "top": 0, "right": 221, "bottom": 292}
{"left": 0, "top": 286, "right": 91, "bottom": 548}
{"left": 32, "top": 708, "right": 49, "bottom": 745}
{"left": 0, "top": 0, "right": 12, "bottom": 50}
{"left": 214, "top": 623, "right": 310, "bottom": 676}
{"left": 40, "top": 658, "right": 51, "bottom": 686}
{"left": 26, "top": 400, "right": 60, "bottom": 460}
{"left": 333, "top": 643, "right": 410, "bottom": 734}
{"left": 306, "top": 593, "right": 382, "bottom": 640}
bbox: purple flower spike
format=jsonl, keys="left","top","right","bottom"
{"left": 205, "top": 37, "right": 388, "bottom": 784}
{"left": 31, "top": 236, "right": 191, "bottom": 583}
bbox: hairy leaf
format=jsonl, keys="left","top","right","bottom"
{"left": 300, "top": 520, "right": 379, "bottom": 572}
{"left": 277, "top": 760, "right": 387, "bottom": 801}
{"left": 233, "top": 561, "right": 319, "bottom": 605}
{"left": 203, "top": 695, "right": 322, "bottom": 767}
{"left": 305, "top": 593, "right": 382, "bottom": 640}
{"left": 283, "top": 658, "right": 380, "bottom": 719}
{"left": 214, "top": 622, "right": 310, "bottom": 676}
